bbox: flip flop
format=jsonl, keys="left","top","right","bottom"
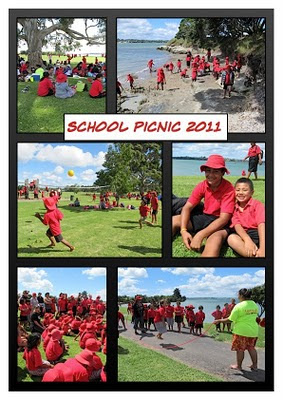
{"left": 230, "top": 364, "right": 243, "bottom": 371}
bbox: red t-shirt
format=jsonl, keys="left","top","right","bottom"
{"left": 154, "top": 307, "right": 165, "bottom": 323}
{"left": 229, "top": 303, "right": 236, "bottom": 312}
{"left": 97, "top": 303, "right": 105, "bottom": 314}
{"left": 186, "top": 310, "right": 195, "bottom": 322}
{"left": 165, "top": 305, "right": 174, "bottom": 318}
{"left": 211, "top": 310, "right": 222, "bottom": 320}
{"left": 248, "top": 145, "right": 261, "bottom": 158}
{"left": 23, "top": 347, "right": 43, "bottom": 371}
{"left": 150, "top": 197, "right": 158, "bottom": 210}
{"left": 118, "top": 311, "right": 124, "bottom": 321}
{"left": 231, "top": 198, "right": 265, "bottom": 230}
{"left": 46, "top": 340, "right": 63, "bottom": 361}
{"left": 174, "top": 306, "right": 184, "bottom": 316}
{"left": 195, "top": 311, "right": 205, "bottom": 324}
{"left": 43, "top": 209, "right": 63, "bottom": 236}
{"left": 89, "top": 80, "right": 103, "bottom": 97}
{"left": 71, "top": 320, "right": 81, "bottom": 330}
{"left": 93, "top": 354, "right": 103, "bottom": 370}
{"left": 188, "top": 179, "right": 235, "bottom": 217}
{"left": 147, "top": 309, "right": 155, "bottom": 319}
{"left": 20, "top": 303, "right": 30, "bottom": 317}
{"left": 58, "top": 298, "right": 68, "bottom": 311}
{"left": 222, "top": 307, "right": 230, "bottom": 318}
{"left": 37, "top": 78, "right": 54, "bottom": 96}
{"left": 64, "top": 358, "right": 89, "bottom": 382}
{"left": 139, "top": 205, "right": 150, "bottom": 217}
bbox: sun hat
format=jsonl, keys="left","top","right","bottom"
{"left": 200, "top": 155, "right": 230, "bottom": 174}
{"left": 75, "top": 349, "right": 94, "bottom": 367}
{"left": 85, "top": 338, "right": 101, "bottom": 352}
{"left": 51, "top": 329, "right": 63, "bottom": 341}
{"left": 47, "top": 323, "right": 56, "bottom": 331}
{"left": 43, "top": 197, "right": 56, "bottom": 211}
{"left": 56, "top": 73, "right": 67, "bottom": 83}
{"left": 53, "top": 363, "right": 73, "bottom": 382}
{"left": 188, "top": 304, "right": 195, "bottom": 309}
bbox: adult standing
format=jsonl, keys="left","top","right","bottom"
{"left": 37, "top": 292, "right": 45, "bottom": 317}
{"left": 213, "top": 288, "right": 259, "bottom": 371}
{"left": 44, "top": 292, "right": 52, "bottom": 313}
{"left": 244, "top": 143, "right": 263, "bottom": 180}
{"left": 132, "top": 296, "right": 145, "bottom": 335}
{"left": 30, "top": 292, "right": 39, "bottom": 312}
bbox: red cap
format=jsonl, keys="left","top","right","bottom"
{"left": 200, "top": 155, "right": 230, "bottom": 174}
{"left": 75, "top": 349, "right": 94, "bottom": 367}
{"left": 56, "top": 73, "right": 67, "bottom": 83}
{"left": 43, "top": 197, "right": 56, "bottom": 211}
{"left": 188, "top": 304, "right": 195, "bottom": 309}
{"left": 85, "top": 338, "right": 101, "bottom": 352}
{"left": 51, "top": 329, "right": 63, "bottom": 341}
{"left": 135, "top": 296, "right": 142, "bottom": 301}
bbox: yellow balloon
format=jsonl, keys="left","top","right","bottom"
{"left": 68, "top": 170, "right": 74, "bottom": 177}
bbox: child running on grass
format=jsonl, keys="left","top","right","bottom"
{"left": 212, "top": 305, "right": 222, "bottom": 332}
{"left": 138, "top": 200, "right": 153, "bottom": 229}
{"left": 195, "top": 306, "right": 205, "bottom": 336}
{"left": 35, "top": 197, "right": 75, "bottom": 251}
{"left": 172, "top": 155, "right": 235, "bottom": 257}
{"left": 227, "top": 178, "right": 265, "bottom": 257}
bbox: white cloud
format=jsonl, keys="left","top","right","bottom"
{"left": 118, "top": 19, "right": 179, "bottom": 40}
{"left": 80, "top": 169, "right": 97, "bottom": 182}
{"left": 54, "top": 166, "right": 64, "bottom": 175}
{"left": 82, "top": 268, "right": 106, "bottom": 279}
{"left": 18, "top": 268, "right": 53, "bottom": 292}
{"left": 118, "top": 268, "right": 148, "bottom": 279}
{"left": 162, "top": 268, "right": 215, "bottom": 276}
{"left": 18, "top": 144, "right": 44, "bottom": 163}
{"left": 157, "top": 280, "right": 166, "bottom": 284}
{"left": 118, "top": 277, "right": 147, "bottom": 296}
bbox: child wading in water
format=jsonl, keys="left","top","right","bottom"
{"left": 35, "top": 197, "right": 75, "bottom": 251}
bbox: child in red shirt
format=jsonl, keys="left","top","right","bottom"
{"left": 211, "top": 305, "right": 222, "bottom": 332}
{"left": 195, "top": 306, "right": 205, "bottom": 335}
{"left": 185, "top": 305, "right": 195, "bottom": 334}
{"left": 174, "top": 301, "right": 184, "bottom": 333}
{"left": 150, "top": 191, "right": 159, "bottom": 224}
{"left": 89, "top": 73, "right": 106, "bottom": 98}
{"left": 243, "top": 142, "right": 263, "bottom": 180}
{"left": 23, "top": 333, "right": 52, "bottom": 376}
{"left": 221, "top": 303, "right": 231, "bottom": 332}
{"left": 147, "top": 305, "right": 156, "bottom": 331}
{"left": 227, "top": 178, "right": 265, "bottom": 257}
{"left": 45, "top": 329, "right": 65, "bottom": 362}
{"left": 35, "top": 197, "right": 75, "bottom": 251}
{"left": 37, "top": 72, "right": 55, "bottom": 97}
{"left": 165, "top": 301, "right": 174, "bottom": 331}
{"left": 118, "top": 307, "right": 126, "bottom": 330}
{"left": 127, "top": 74, "right": 134, "bottom": 90}
{"left": 172, "top": 154, "right": 235, "bottom": 257}
{"left": 169, "top": 62, "right": 174, "bottom": 73}
{"left": 177, "top": 59, "right": 182, "bottom": 72}
{"left": 139, "top": 200, "right": 152, "bottom": 228}
{"left": 156, "top": 68, "right": 166, "bottom": 90}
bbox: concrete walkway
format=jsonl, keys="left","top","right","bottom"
{"left": 119, "top": 324, "right": 265, "bottom": 382}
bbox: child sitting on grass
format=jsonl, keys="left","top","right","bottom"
{"left": 23, "top": 333, "right": 53, "bottom": 376}
{"left": 227, "top": 178, "right": 265, "bottom": 257}
{"left": 35, "top": 197, "right": 75, "bottom": 251}
{"left": 172, "top": 155, "right": 235, "bottom": 257}
{"left": 138, "top": 200, "right": 153, "bottom": 229}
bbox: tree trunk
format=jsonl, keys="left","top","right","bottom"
{"left": 24, "top": 19, "right": 44, "bottom": 67}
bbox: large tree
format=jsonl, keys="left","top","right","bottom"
{"left": 251, "top": 284, "right": 265, "bottom": 317}
{"left": 95, "top": 143, "right": 162, "bottom": 195}
{"left": 17, "top": 18, "right": 106, "bottom": 66}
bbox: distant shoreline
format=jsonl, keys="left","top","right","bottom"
{"left": 173, "top": 157, "right": 265, "bottom": 163}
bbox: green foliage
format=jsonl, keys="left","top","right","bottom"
{"left": 251, "top": 284, "right": 265, "bottom": 317}
{"left": 118, "top": 288, "right": 186, "bottom": 304}
{"left": 95, "top": 143, "right": 162, "bottom": 195}
{"left": 118, "top": 336, "right": 223, "bottom": 382}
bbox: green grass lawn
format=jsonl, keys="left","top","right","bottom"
{"left": 18, "top": 77, "right": 105, "bottom": 133}
{"left": 173, "top": 176, "right": 265, "bottom": 258}
{"left": 18, "top": 193, "right": 162, "bottom": 258}
{"left": 118, "top": 336, "right": 223, "bottom": 382}
{"left": 18, "top": 333, "right": 106, "bottom": 382}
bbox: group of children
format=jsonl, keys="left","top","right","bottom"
{"left": 18, "top": 291, "right": 107, "bottom": 382}
{"left": 18, "top": 55, "right": 106, "bottom": 99}
{"left": 122, "top": 49, "right": 242, "bottom": 98}
{"left": 172, "top": 151, "right": 265, "bottom": 258}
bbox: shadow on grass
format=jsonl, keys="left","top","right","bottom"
{"left": 113, "top": 226, "right": 138, "bottom": 230}
{"left": 118, "top": 245, "right": 161, "bottom": 255}
{"left": 17, "top": 366, "right": 42, "bottom": 382}
{"left": 18, "top": 247, "right": 66, "bottom": 255}
{"left": 118, "top": 345, "right": 129, "bottom": 355}
{"left": 60, "top": 206, "right": 123, "bottom": 213}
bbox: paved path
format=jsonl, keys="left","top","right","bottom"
{"left": 119, "top": 324, "right": 265, "bottom": 382}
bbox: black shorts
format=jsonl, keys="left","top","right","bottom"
{"left": 175, "top": 315, "right": 182, "bottom": 324}
{"left": 71, "top": 329, "right": 79, "bottom": 334}
{"left": 195, "top": 323, "right": 203, "bottom": 329}
{"left": 148, "top": 317, "right": 154, "bottom": 324}
{"left": 215, "top": 323, "right": 221, "bottom": 330}
{"left": 228, "top": 228, "right": 259, "bottom": 246}
{"left": 20, "top": 315, "right": 28, "bottom": 322}
{"left": 46, "top": 228, "right": 63, "bottom": 242}
{"left": 191, "top": 213, "right": 218, "bottom": 233}
{"left": 248, "top": 156, "right": 259, "bottom": 172}
{"left": 189, "top": 321, "right": 195, "bottom": 327}
{"left": 152, "top": 209, "right": 158, "bottom": 215}
{"left": 223, "top": 83, "right": 232, "bottom": 90}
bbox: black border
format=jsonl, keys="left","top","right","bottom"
{"left": 9, "top": 9, "right": 274, "bottom": 391}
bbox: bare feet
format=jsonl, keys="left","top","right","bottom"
{"left": 230, "top": 364, "right": 243, "bottom": 371}
{"left": 47, "top": 244, "right": 55, "bottom": 248}
{"left": 70, "top": 246, "right": 75, "bottom": 252}
{"left": 248, "top": 365, "right": 258, "bottom": 371}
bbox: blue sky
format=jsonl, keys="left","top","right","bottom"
{"left": 173, "top": 143, "right": 266, "bottom": 160}
{"left": 117, "top": 18, "right": 182, "bottom": 40}
{"left": 118, "top": 267, "right": 265, "bottom": 298}
{"left": 18, "top": 267, "right": 106, "bottom": 299}
{"left": 18, "top": 143, "right": 109, "bottom": 187}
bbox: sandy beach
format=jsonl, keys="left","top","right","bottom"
{"left": 117, "top": 49, "right": 265, "bottom": 133}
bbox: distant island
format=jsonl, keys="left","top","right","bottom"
{"left": 117, "top": 38, "right": 168, "bottom": 43}
{"left": 173, "top": 156, "right": 265, "bottom": 163}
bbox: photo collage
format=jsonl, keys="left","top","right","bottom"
{"left": 9, "top": 10, "right": 273, "bottom": 391}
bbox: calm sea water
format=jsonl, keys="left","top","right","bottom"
{"left": 117, "top": 42, "right": 171, "bottom": 83}
{"left": 123, "top": 298, "right": 263, "bottom": 323}
{"left": 173, "top": 159, "right": 265, "bottom": 177}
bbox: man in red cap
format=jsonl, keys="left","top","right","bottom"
{"left": 172, "top": 154, "right": 235, "bottom": 257}
{"left": 35, "top": 197, "right": 74, "bottom": 251}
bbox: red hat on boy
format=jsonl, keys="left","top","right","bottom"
{"left": 85, "top": 338, "right": 101, "bottom": 352}
{"left": 51, "top": 329, "right": 63, "bottom": 341}
{"left": 43, "top": 197, "right": 56, "bottom": 211}
{"left": 75, "top": 349, "right": 94, "bottom": 367}
{"left": 56, "top": 73, "right": 67, "bottom": 83}
{"left": 200, "top": 155, "right": 230, "bottom": 174}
